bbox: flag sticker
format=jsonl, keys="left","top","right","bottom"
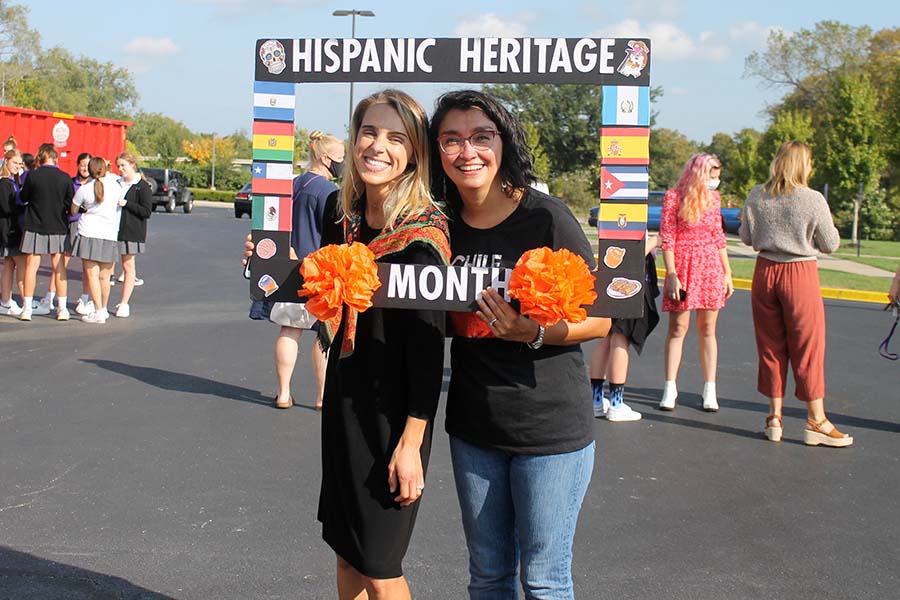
{"left": 252, "top": 196, "right": 292, "bottom": 231}
{"left": 600, "top": 127, "right": 650, "bottom": 165}
{"left": 602, "top": 86, "right": 650, "bottom": 127}
{"left": 600, "top": 166, "right": 649, "bottom": 200}
{"left": 252, "top": 162, "right": 294, "bottom": 195}
{"left": 598, "top": 203, "right": 648, "bottom": 240}
{"left": 252, "top": 134, "right": 294, "bottom": 162}
{"left": 253, "top": 80, "right": 296, "bottom": 122}
{"left": 252, "top": 120, "right": 294, "bottom": 137}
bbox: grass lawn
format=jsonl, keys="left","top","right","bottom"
{"left": 655, "top": 255, "right": 891, "bottom": 293}
{"left": 833, "top": 239, "right": 900, "bottom": 259}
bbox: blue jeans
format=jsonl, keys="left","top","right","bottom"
{"left": 449, "top": 436, "right": 595, "bottom": 600}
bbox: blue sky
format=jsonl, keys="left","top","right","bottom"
{"left": 25, "top": 0, "right": 900, "bottom": 148}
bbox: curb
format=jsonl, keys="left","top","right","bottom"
{"left": 654, "top": 268, "right": 888, "bottom": 305}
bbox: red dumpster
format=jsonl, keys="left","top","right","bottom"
{"left": 0, "top": 105, "right": 132, "bottom": 176}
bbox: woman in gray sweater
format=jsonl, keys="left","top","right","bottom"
{"left": 739, "top": 141, "right": 852, "bottom": 447}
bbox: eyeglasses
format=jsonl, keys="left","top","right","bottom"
{"left": 438, "top": 130, "right": 499, "bottom": 155}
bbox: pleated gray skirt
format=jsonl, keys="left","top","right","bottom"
{"left": 20, "top": 231, "right": 66, "bottom": 255}
{"left": 70, "top": 235, "right": 119, "bottom": 263}
{"left": 118, "top": 241, "right": 146, "bottom": 255}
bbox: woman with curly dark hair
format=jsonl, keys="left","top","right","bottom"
{"left": 431, "top": 89, "right": 610, "bottom": 599}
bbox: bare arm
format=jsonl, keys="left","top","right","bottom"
{"left": 476, "top": 288, "right": 611, "bottom": 345}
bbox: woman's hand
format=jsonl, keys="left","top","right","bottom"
{"left": 664, "top": 272, "right": 683, "bottom": 302}
{"left": 476, "top": 287, "right": 540, "bottom": 343}
{"left": 118, "top": 198, "right": 127, "bottom": 207}
{"left": 242, "top": 233, "right": 254, "bottom": 265}
{"left": 388, "top": 438, "right": 425, "bottom": 508}
{"left": 724, "top": 273, "right": 735, "bottom": 299}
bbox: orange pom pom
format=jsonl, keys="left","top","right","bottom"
{"left": 508, "top": 247, "right": 597, "bottom": 327}
{"left": 299, "top": 242, "right": 382, "bottom": 321}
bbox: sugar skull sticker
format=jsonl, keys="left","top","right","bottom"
{"left": 259, "top": 40, "right": 286, "bottom": 75}
{"left": 617, "top": 41, "right": 649, "bottom": 79}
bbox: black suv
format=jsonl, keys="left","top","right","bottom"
{"left": 142, "top": 168, "right": 194, "bottom": 214}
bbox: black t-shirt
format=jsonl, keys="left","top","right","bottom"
{"left": 446, "top": 188, "right": 597, "bottom": 455}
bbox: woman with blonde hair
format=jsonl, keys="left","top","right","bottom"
{"left": 740, "top": 141, "right": 851, "bottom": 446}
{"left": 0, "top": 149, "right": 26, "bottom": 315}
{"left": 245, "top": 89, "right": 449, "bottom": 599}
{"left": 659, "top": 153, "right": 734, "bottom": 410}
{"left": 70, "top": 157, "right": 125, "bottom": 324}
{"left": 269, "top": 130, "right": 344, "bottom": 410}
{"left": 112, "top": 151, "right": 153, "bottom": 318}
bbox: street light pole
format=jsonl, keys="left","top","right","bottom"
{"left": 332, "top": 9, "right": 375, "bottom": 132}
{"left": 210, "top": 133, "right": 216, "bottom": 190}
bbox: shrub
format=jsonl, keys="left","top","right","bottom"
{"left": 188, "top": 188, "right": 237, "bottom": 203}
{"left": 548, "top": 168, "right": 598, "bottom": 216}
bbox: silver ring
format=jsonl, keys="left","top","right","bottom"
{"left": 488, "top": 318, "right": 499, "bottom": 326}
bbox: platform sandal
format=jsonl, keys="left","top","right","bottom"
{"left": 765, "top": 415, "right": 783, "bottom": 442}
{"left": 804, "top": 418, "right": 853, "bottom": 448}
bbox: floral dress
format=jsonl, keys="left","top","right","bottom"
{"left": 660, "top": 189, "right": 727, "bottom": 312}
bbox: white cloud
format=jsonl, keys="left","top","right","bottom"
{"left": 728, "top": 21, "right": 786, "bottom": 48}
{"left": 592, "top": 20, "right": 729, "bottom": 63}
{"left": 455, "top": 13, "right": 529, "bottom": 38}
{"left": 124, "top": 37, "right": 180, "bottom": 56}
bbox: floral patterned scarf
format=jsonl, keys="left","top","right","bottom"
{"left": 321, "top": 206, "right": 451, "bottom": 357}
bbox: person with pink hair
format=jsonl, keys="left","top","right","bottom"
{"left": 658, "top": 153, "right": 734, "bottom": 411}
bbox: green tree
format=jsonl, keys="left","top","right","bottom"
{"left": 727, "top": 128, "right": 765, "bottom": 200}
{"left": 757, "top": 110, "right": 815, "bottom": 174}
{"left": 745, "top": 21, "right": 872, "bottom": 110}
{"left": 816, "top": 73, "right": 886, "bottom": 234}
{"left": 11, "top": 47, "right": 137, "bottom": 118}
{"left": 294, "top": 125, "right": 310, "bottom": 165}
{"left": 128, "top": 112, "right": 192, "bottom": 166}
{"left": 483, "top": 83, "right": 599, "bottom": 174}
{"left": 0, "top": 1, "right": 39, "bottom": 105}
{"left": 229, "top": 128, "right": 252, "bottom": 159}
{"left": 482, "top": 84, "right": 663, "bottom": 176}
{"left": 649, "top": 128, "right": 698, "bottom": 190}
{"left": 522, "top": 121, "right": 550, "bottom": 182}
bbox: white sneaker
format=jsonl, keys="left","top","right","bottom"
{"left": 117, "top": 272, "right": 125, "bottom": 283}
{"left": 97, "top": 307, "right": 110, "bottom": 320}
{"left": 81, "top": 310, "right": 107, "bottom": 324}
{"left": 19, "top": 308, "right": 32, "bottom": 321}
{"left": 115, "top": 303, "right": 130, "bottom": 318}
{"left": 660, "top": 382, "right": 678, "bottom": 411}
{"left": 592, "top": 396, "right": 610, "bottom": 418}
{"left": 133, "top": 278, "right": 144, "bottom": 286}
{"left": 38, "top": 296, "right": 54, "bottom": 311}
{"left": 109, "top": 276, "right": 116, "bottom": 286}
{"left": 57, "top": 307, "right": 70, "bottom": 321}
{"left": 606, "top": 403, "right": 643, "bottom": 422}
{"left": 0, "top": 299, "right": 22, "bottom": 316}
{"left": 702, "top": 383, "right": 719, "bottom": 412}
{"left": 75, "top": 299, "right": 94, "bottom": 315}
{"left": 31, "top": 301, "right": 51, "bottom": 316}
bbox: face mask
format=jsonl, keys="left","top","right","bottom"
{"left": 707, "top": 178, "right": 720, "bottom": 191}
{"left": 327, "top": 158, "right": 344, "bottom": 179}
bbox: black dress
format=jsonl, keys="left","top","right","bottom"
{"left": 317, "top": 219, "right": 446, "bottom": 579}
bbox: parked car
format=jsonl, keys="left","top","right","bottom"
{"left": 234, "top": 182, "right": 252, "bottom": 218}
{"left": 588, "top": 191, "right": 741, "bottom": 233}
{"left": 142, "top": 168, "right": 193, "bottom": 214}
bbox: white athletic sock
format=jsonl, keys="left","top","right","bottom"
{"left": 57, "top": 296, "right": 67, "bottom": 309}
{"left": 23, "top": 296, "right": 33, "bottom": 310}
